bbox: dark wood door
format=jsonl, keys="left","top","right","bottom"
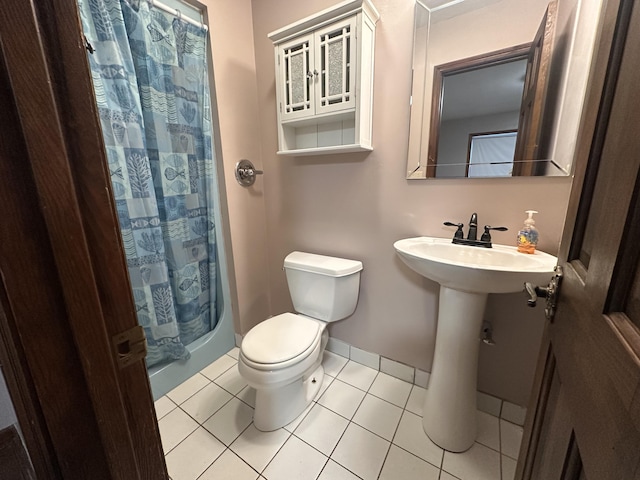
{"left": 518, "top": 0, "right": 640, "bottom": 478}
{"left": 512, "top": 0, "right": 557, "bottom": 176}
{"left": 0, "top": 0, "right": 167, "bottom": 478}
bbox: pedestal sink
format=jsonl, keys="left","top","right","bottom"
{"left": 393, "top": 236, "right": 557, "bottom": 452}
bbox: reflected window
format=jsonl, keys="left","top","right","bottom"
{"left": 467, "top": 131, "right": 517, "bottom": 177}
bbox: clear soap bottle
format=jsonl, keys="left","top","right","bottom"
{"left": 517, "top": 210, "right": 539, "bottom": 254}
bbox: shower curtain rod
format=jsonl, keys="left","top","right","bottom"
{"left": 149, "top": 0, "right": 208, "bottom": 31}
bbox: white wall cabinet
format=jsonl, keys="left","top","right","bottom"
{"left": 268, "top": 0, "right": 379, "bottom": 156}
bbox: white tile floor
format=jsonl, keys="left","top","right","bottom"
{"left": 156, "top": 348, "right": 523, "bottom": 480}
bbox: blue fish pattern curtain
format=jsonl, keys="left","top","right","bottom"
{"left": 78, "top": 0, "right": 218, "bottom": 367}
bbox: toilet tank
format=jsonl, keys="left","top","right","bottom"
{"left": 284, "top": 251, "right": 363, "bottom": 322}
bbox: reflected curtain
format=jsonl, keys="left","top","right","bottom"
{"left": 78, "top": 0, "right": 218, "bottom": 367}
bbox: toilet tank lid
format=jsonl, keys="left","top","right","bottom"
{"left": 284, "top": 251, "right": 363, "bottom": 277}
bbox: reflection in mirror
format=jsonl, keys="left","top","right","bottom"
{"left": 468, "top": 131, "right": 517, "bottom": 177}
{"left": 429, "top": 45, "right": 529, "bottom": 178}
{"left": 407, "top": 0, "right": 604, "bottom": 179}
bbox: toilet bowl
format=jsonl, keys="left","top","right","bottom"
{"left": 238, "top": 252, "right": 362, "bottom": 431}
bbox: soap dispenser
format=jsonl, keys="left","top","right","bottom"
{"left": 517, "top": 210, "right": 539, "bottom": 254}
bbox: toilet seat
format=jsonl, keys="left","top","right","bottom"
{"left": 241, "top": 313, "right": 322, "bottom": 371}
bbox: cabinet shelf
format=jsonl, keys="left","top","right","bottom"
{"left": 277, "top": 144, "right": 373, "bottom": 157}
{"left": 269, "top": 0, "right": 378, "bottom": 156}
{"left": 280, "top": 108, "right": 356, "bottom": 127}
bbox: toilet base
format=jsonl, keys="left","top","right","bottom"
{"left": 253, "top": 364, "right": 324, "bottom": 432}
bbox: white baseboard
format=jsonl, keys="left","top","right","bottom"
{"left": 326, "top": 336, "right": 527, "bottom": 426}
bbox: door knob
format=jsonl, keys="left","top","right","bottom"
{"left": 524, "top": 265, "right": 563, "bottom": 322}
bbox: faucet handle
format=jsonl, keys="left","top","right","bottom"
{"left": 480, "top": 226, "right": 508, "bottom": 242}
{"left": 444, "top": 221, "right": 464, "bottom": 239}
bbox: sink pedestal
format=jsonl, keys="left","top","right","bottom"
{"left": 423, "top": 286, "right": 488, "bottom": 452}
{"left": 393, "top": 237, "right": 557, "bottom": 452}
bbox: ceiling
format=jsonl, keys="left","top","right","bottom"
{"left": 418, "top": 0, "right": 505, "bottom": 20}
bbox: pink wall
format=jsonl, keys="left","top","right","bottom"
{"left": 203, "top": 0, "right": 271, "bottom": 333}
{"left": 208, "top": 0, "right": 574, "bottom": 406}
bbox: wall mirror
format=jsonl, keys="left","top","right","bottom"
{"left": 406, "top": 0, "right": 603, "bottom": 179}
{"left": 428, "top": 45, "right": 529, "bottom": 178}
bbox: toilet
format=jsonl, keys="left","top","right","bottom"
{"left": 238, "top": 251, "right": 363, "bottom": 431}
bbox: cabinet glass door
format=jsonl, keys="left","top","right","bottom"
{"left": 315, "top": 18, "right": 357, "bottom": 115}
{"left": 279, "top": 35, "right": 314, "bottom": 121}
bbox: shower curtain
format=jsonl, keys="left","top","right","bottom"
{"left": 79, "top": 0, "right": 218, "bottom": 367}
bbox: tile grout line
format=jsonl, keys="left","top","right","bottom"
{"left": 253, "top": 425, "right": 293, "bottom": 477}
{"left": 312, "top": 456, "right": 332, "bottom": 480}
{"left": 330, "top": 347, "right": 527, "bottom": 427}
{"left": 178, "top": 390, "right": 235, "bottom": 430}
{"left": 350, "top": 367, "right": 395, "bottom": 480}
{"left": 387, "top": 438, "right": 444, "bottom": 473}
{"left": 194, "top": 446, "right": 260, "bottom": 480}
{"left": 163, "top": 355, "right": 236, "bottom": 407}
{"left": 163, "top": 395, "right": 233, "bottom": 459}
{"left": 335, "top": 359, "right": 513, "bottom": 479}
{"left": 314, "top": 366, "right": 381, "bottom": 480}
{"left": 224, "top": 419, "right": 257, "bottom": 466}
{"left": 166, "top": 350, "right": 513, "bottom": 480}
{"left": 499, "top": 418, "right": 504, "bottom": 480}
{"left": 258, "top": 359, "right": 419, "bottom": 477}
{"left": 160, "top": 355, "right": 246, "bottom": 472}
{"left": 248, "top": 362, "right": 348, "bottom": 479}
{"left": 375, "top": 382, "right": 404, "bottom": 479}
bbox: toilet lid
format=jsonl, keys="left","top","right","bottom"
{"left": 242, "top": 313, "right": 322, "bottom": 365}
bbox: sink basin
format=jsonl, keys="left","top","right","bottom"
{"left": 393, "top": 236, "right": 557, "bottom": 452}
{"left": 394, "top": 236, "right": 557, "bottom": 294}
